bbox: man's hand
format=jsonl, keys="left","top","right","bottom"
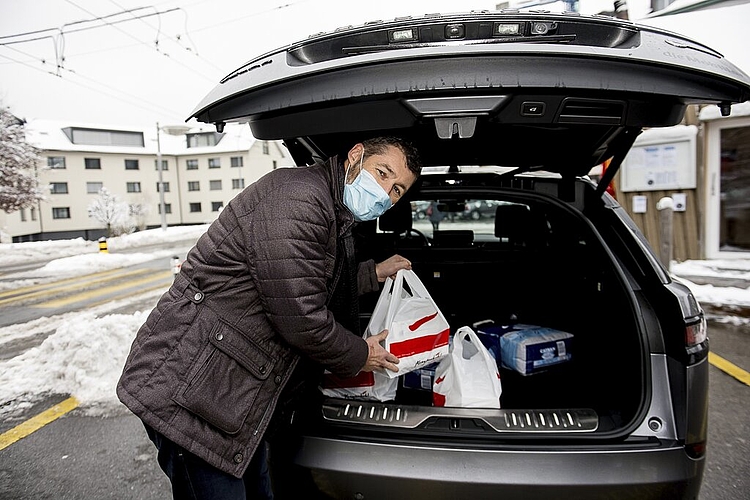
{"left": 375, "top": 254, "right": 412, "bottom": 282}
{"left": 361, "top": 330, "right": 399, "bottom": 373}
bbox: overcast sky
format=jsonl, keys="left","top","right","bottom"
{"left": 0, "top": 0, "right": 654, "bottom": 129}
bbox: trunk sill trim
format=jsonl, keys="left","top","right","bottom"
{"left": 322, "top": 400, "right": 599, "bottom": 433}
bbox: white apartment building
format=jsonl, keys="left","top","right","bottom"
{"left": 2, "top": 120, "right": 292, "bottom": 243}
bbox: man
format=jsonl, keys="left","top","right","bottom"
{"left": 116, "top": 136, "right": 422, "bottom": 499}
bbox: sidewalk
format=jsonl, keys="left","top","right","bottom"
{"left": 671, "top": 259, "right": 750, "bottom": 318}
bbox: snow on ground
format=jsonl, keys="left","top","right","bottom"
{"left": 0, "top": 226, "right": 748, "bottom": 419}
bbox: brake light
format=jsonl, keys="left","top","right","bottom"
{"left": 685, "top": 441, "right": 706, "bottom": 459}
{"left": 685, "top": 316, "right": 707, "bottom": 347}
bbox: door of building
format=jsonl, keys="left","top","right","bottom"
{"left": 705, "top": 115, "right": 750, "bottom": 258}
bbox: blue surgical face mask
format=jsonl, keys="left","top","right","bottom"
{"left": 343, "top": 149, "right": 393, "bottom": 221}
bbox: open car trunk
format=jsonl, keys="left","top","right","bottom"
{"left": 306, "top": 169, "right": 650, "bottom": 440}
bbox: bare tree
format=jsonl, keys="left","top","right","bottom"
{"left": 87, "top": 187, "right": 130, "bottom": 237}
{"left": 128, "top": 201, "right": 150, "bottom": 231}
{"left": 0, "top": 107, "right": 45, "bottom": 213}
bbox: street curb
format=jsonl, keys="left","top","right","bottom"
{"left": 701, "top": 303, "right": 750, "bottom": 319}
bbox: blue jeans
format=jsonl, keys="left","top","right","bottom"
{"left": 144, "top": 423, "right": 274, "bottom": 500}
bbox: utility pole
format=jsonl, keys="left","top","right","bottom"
{"left": 156, "top": 122, "right": 167, "bottom": 231}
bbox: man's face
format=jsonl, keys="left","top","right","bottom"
{"left": 347, "top": 144, "right": 417, "bottom": 205}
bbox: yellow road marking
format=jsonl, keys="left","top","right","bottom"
{"left": 83, "top": 282, "right": 170, "bottom": 310}
{"left": 709, "top": 352, "right": 750, "bottom": 386}
{"left": 34, "top": 271, "right": 173, "bottom": 308}
{"left": 0, "top": 268, "right": 125, "bottom": 299}
{"left": 0, "top": 268, "right": 152, "bottom": 306}
{"left": 0, "top": 397, "right": 79, "bottom": 451}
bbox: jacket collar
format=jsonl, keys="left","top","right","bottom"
{"left": 328, "top": 154, "right": 355, "bottom": 235}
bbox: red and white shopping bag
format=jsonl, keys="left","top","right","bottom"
{"left": 433, "top": 326, "right": 502, "bottom": 408}
{"left": 320, "top": 369, "right": 397, "bottom": 402}
{"left": 365, "top": 269, "right": 450, "bottom": 379}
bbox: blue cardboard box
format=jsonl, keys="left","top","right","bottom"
{"left": 475, "top": 321, "right": 573, "bottom": 376}
{"left": 401, "top": 362, "right": 439, "bottom": 391}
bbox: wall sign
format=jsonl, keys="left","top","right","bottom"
{"left": 620, "top": 135, "right": 696, "bottom": 192}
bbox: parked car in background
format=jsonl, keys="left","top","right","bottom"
{"left": 411, "top": 200, "right": 431, "bottom": 220}
{"left": 461, "top": 199, "right": 498, "bottom": 220}
{"left": 189, "top": 10, "right": 750, "bottom": 499}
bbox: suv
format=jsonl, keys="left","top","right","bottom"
{"left": 189, "top": 11, "right": 750, "bottom": 499}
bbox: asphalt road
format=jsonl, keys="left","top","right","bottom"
{"left": 0, "top": 251, "right": 748, "bottom": 499}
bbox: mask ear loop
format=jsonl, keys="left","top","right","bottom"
{"left": 345, "top": 147, "right": 365, "bottom": 184}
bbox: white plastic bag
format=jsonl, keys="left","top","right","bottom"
{"left": 433, "top": 326, "right": 502, "bottom": 408}
{"left": 365, "top": 269, "right": 450, "bottom": 378}
{"left": 320, "top": 369, "right": 397, "bottom": 402}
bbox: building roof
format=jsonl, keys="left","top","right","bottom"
{"left": 24, "top": 120, "right": 257, "bottom": 156}
{"left": 642, "top": 0, "right": 749, "bottom": 18}
{"left": 637, "top": 0, "right": 750, "bottom": 100}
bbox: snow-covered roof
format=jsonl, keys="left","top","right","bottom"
{"left": 642, "top": 0, "right": 748, "bottom": 18}
{"left": 637, "top": 0, "right": 750, "bottom": 82}
{"left": 699, "top": 101, "right": 750, "bottom": 121}
{"left": 23, "top": 120, "right": 257, "bottom": 156}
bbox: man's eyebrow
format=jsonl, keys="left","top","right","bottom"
{"left": 377, "top": 161, "right": 409, "bottom": 192}
{"left": 377, "top": 162, "right": 396, "bottom": 176}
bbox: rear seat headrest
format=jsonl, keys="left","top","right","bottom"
{"left": 495, "top": 204, "right": 548, "bottom": 247}
{"left": 432, "top": 230, "right": 474, "bottom": 247}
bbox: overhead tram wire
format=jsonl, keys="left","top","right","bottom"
{"left": 106, "top": 0, "right": 226, "bottom": 74}
{"left": 0, "top": 46, "right": 186, "bottom": 123}
{"left": 0, "top": 6, "right": 212, "bottom": 80}
{"left": 62, "top": 0, "right": 217, "bottom": 83}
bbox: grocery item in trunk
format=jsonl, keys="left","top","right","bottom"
{"left": 476, "top": 321, "right": 573, "bottom": 376}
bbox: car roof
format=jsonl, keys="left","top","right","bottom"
{"left": 188, "top": 11, "right": 750, "bottom": 177}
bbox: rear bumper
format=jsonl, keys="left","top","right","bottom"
{"left": 290, "top": 436, "right": 704, "bottom": 499}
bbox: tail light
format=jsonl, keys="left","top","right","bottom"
{"left": 685, "top": 316, "right": 707, "bottom": 348}
{"left": 685, "top": 441, "right": 707, "bottom": 459}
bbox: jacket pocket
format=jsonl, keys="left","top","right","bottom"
{"left": 174, "top": 319, "right": 277, "bottom": 435}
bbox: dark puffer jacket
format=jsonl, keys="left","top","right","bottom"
{"left": 116, "top": 156, "right": 377, "bottom": 478}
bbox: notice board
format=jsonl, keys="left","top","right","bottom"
{"left": 620, "top": 138, "right": 696, "bottom": 192}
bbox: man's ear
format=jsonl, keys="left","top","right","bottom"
{"left": 348, "top": 143, "right": 364, "bottom": 165}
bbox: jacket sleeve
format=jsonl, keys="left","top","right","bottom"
{"left": 357, "top": 259, "right": 379, "bottom": 296}
{"left": 247, "top": 176, "right": 368, "bottom": 378}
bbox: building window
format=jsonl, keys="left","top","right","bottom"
{"left": 157, "top": 182, "right": 170, "bottom": 193}
{"left": 62, "top": 127, "right": 144, "bottom": 147}
{"left": 208, "top": 158, "right": 221, "bottom": 169}
{"left": 20, "top": 209, "right": 27, "bottom": 222}
{"left": 231, "top": 156, "right": 243, "bottom": 168}
{"left": 87, "top": 182, "right": 103, "bottom": 194}
{"left": 85, "top": 158, "right": 101, "bottom": 169}
{"left": 127, "top": 182, "right": 141, "bottom": 193}
{"left": 154, "top": 159, "right": 168, "bottom": 171}
{"left": 188, "top": 181, "right": 200, "bottom": 192}
{"left": 47, "top": 156, "right": 66, "bottom": 169}
{"left": 189, "top": 202, "right": 202, "bottom": 213}
{"left": 158, "top": 203, "right": 172, "bottom": 214}
{"left": 232, "top": 178, "right": 245, "bottom": 189}
{"left": 212, "top": 202, "right": 224, "bottom": 212}
{"left": 125, "top": 159, "right": 139, "bottom": 170}
{"left": 52, "top": 207, "right": 71, "bottom": 219}
{"left": 186, "top": 159, "right": 199, "bottom": 170}
{"left": 209, "top": 180, "right": 222, "bottom": 191}
{"left": 31, "top": 207, "right": 37, "bottom": 221}
{"left": 262, "top": 141, "right": 269, "bottom": 154}
{"left": 186, "top": 132, "right": 222, "bottom": 148}
{"left": 50, "top": 182, "right": 69, "bottom": 194}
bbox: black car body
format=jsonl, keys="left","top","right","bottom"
{"left": 189, "top": 10, "right": 750, "bottom": 499}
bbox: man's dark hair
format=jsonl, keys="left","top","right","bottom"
{"left": 361, "top": 136, "right": 422, "bottom": 177}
